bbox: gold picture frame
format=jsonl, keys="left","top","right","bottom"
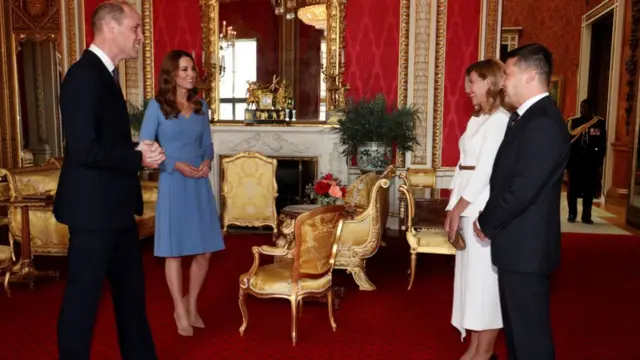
{"left": 549, "top": 76, "right": 564, "bottom": 112}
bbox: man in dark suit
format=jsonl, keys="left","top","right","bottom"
{"left": 566, "top": 98, "right": 607, "bottom": 224}
{"left": 474, "top": 43, "right": 570, "bottom": 360}
{"left": 54, "top": 1, "right": 163, "bottom": 359}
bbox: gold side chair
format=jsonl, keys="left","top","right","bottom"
{"left": 238, "top": 205, "right": 345, "bottom": 345}
{"left": 333, "top": 166, "right": 396, "bottom": 290}
{"left": 221, "top": 152, "right": 278, "bottom": 234}
{"left": 398, "top": 171, "right": 456, "bottom": 290}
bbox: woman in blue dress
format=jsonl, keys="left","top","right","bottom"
{"left": 139, "top": 50, "right": 225, "bottom": 337}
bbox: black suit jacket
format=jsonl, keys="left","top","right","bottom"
{"left": 53, "top": 50, "right": 143, "bottom": 230}
{"left": 477, "top": 95, "right": 570, "bottom": 275}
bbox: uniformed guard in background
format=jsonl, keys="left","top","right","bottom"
{"left": 566, "top": 98, "right": 607, "bottom": 224}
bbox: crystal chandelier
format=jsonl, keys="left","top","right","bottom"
{"left": 271, "top": 0, "right": 327, "bottom": 29}
{"left": 218, "top": 20, "right": 236, "bottom": 78}
{"left": 297, "top": 1, "right": 326, "bottom": 30}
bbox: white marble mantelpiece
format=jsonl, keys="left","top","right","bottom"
{"left": 208, "top": 125, "right": 349, "bottom": 208}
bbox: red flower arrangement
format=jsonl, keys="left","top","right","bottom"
{"left": 305, "top": 173, "right": 347, "bottom": 205}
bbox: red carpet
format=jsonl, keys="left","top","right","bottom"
{"left": 0, "top": 232, "right": 638, "bottom": 359}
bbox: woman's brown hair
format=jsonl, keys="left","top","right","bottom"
{"left": 155, "top": 50, "right": 203, "bottom": 119}
{"left": 465, "top": 59, "right": 505, "bottom": 115}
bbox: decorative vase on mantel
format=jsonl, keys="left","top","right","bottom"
{"left": 356, "top": 142, "right": 392, "bottom": 174}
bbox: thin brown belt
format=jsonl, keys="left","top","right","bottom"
{"left": 458, "top": 164, "right": 476, "bottom": 171}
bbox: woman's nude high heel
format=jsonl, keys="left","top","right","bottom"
{"left": 183, "top": 296, "right": 205, "bottom": 328}
{"left": 173, "top": 312, "right": 194, "bottom": 336}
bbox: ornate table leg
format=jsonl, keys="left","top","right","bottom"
{"left": 10, "top": 205, "right": 59, "bottom": 289}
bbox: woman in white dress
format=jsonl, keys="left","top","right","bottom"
{"left": 445, "top": 59, "right": 510, "bottom": 360}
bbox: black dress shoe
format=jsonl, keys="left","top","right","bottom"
{"left": 582, "top": 218, "right": 594, "bottom": 225}
{"left": 567, "top": 215, "right": 576, "bottom": 223}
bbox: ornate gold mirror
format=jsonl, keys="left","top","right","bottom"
{"left": 12, "top": 34, "right": 65, "bottom": 166}
{"left": 0, "top": 1, "right": 64, "bottom": 168}
{"left": 199, "top": 0, "right": 348, "bottom": 125}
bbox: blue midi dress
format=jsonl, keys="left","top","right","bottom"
{"left": 139, "top": 99, "right": 225, "bottom": 257}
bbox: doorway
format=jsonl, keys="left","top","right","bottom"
{"left": 586, "top": 11, "right": 614, "bottom": 199}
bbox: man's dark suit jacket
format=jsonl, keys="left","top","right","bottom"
{"left": 54, "top": 50, "right": 143, "bottom": 230}
{"left": 478, "top": 95, "right": 570, "bottom": 275}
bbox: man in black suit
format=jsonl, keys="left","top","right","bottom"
{"left": 54, "top": 1, "right": 163, "bottom": 359}
{"left": 474, "top": 44, "right": 570, "bottom": 360}
{"left": 566, "top": 98, "right": 607, "bottom": 224}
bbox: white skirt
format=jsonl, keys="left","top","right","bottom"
{"left": 451, "top": 216, "right": 503, "bottom": 341}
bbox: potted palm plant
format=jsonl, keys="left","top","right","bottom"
{"left": 334, "top": 93, "right": 419, "bottom": 173}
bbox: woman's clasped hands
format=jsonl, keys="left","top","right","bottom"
{"left": 175, "top": 161, "right": 211, "bottom": 178}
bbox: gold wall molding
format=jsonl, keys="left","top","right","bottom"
{"left": 142, "top": 0, "right": 154, "bottom": 99}
{"left": 0, "top": 4, "right": 11, "bottom": 168}
{"left": 479, "top": 0, "right": 501, "bottom": 60}
{"left": 65, "top": 0, "right": 77, "bottom": 67}
{"left": 431, "top": 0, "right": 446, "bottom": 169}
{"left": 396, "top": 0, "right": 410, "bottom": 168}
{"left": 124, "top": 0, "right": 142, "bottom": 104}
{"left": 200, "top": 0, "right": 219, "bottom": 119}
{"left": 407, "top": 0, "right": 432, "bottom": 166}
{"left": 403, "top": 0, "right": 445, "bottom": 169}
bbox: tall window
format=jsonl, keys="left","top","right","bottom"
{"left": 319, "top": 38, "right": 327, "bottom": 121}
{"left": 219, "top": 39, "right": 257, "bottom": 120}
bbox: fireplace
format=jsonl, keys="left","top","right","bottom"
{"left": 209, "top": 125, "right": 350, "bottom": 212}
{"left": 217, "top": 154, "right": 318, "bottom": 216}
{"left": 274, "top": 157, "right": 318, "bottom": 212}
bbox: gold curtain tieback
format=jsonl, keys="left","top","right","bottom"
{"left": 458, "top": 165, "right": 476, "bottom": 171}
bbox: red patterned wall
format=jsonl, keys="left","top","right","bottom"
{"left": 441, "top": 0, "right": 481, "bottom": 167}
{"left": 343, "top": 0, "right": 400, "bottom": 106}
{"left": 152, "top": 0, "right": 203, "bottom": 86}
{"left": 502, "top": 0, "right": 602, "bottom": 121}
{"left": 83, "top": 0, "right": 104, "bottom": 47}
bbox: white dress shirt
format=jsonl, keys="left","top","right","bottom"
{"left": 515, "top": 92, "right": 549, "bottom": 117}
{"left": 88, "top": 44, "right": 115, "bottom": 72}
{"left": 446, "top": 107, "right": 510, "bottom": 217}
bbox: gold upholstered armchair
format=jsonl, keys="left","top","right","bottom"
{"left": 221, "top": 152, "right": 278, "bottom": 234}
{"left": 343, "top": 172, "right": 378, "bottom": 209}
{"left": 398, "top": 171, "right": 455, "bottom": 290}
{"left": 0, "top": 159, "right": 158, "bottom": 256}
{"left": 238, "top": 205, "right": 344, "bottom": 345}
{"left": 333, "top": 166, "right": 396, "bottom": 290}
{"left": 0, "top": 237, "right": 15, "bottom": 297}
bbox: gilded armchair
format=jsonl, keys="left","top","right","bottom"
{"left": 0, "top": 237, "right": 15, "bottom": 297}
{"left": 221, "top": 152, "right": 278, "bottom": 234}
{"left": 333, "top": 167, "right": 396, "bottom": 290}
{"left": 0, "top": 158, "right": 158, "bottom": 256}
{"left": 238, "top": 205, "right": 344, "bottom": 345}
{"left": 398, "top": 171, "right": 455, "bottom": 290}
{"left": 343, "top": 172, "right": 378, "bottom": 209}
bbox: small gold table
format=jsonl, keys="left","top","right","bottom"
{"left": 0, "top": 196, "right": 60, "bottom": 289}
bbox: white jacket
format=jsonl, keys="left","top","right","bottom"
{"left": 446, "top": 107, "right": 510, "bottom": 217}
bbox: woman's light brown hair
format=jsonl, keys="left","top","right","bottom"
{"left": 155, "top": 50, "right": 203, "bottom": 119}
{"left": 465, "top": 59, "right": 505, "bottom": 115}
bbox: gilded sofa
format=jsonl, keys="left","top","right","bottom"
{"left": 333, "top": 166, "right": 396, "bottom": 290}
{"left": 0, "top": 158, "right": 158, "bottom": 256}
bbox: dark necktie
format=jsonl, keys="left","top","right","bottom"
{"left": 508, "top": 112, "right": 520, "bottom": 127}
{"left": 111, "top": 68, "right": 120, "bottom": 86}
{"left": 505, "top": 112, "right": 520, "bottom": 136}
